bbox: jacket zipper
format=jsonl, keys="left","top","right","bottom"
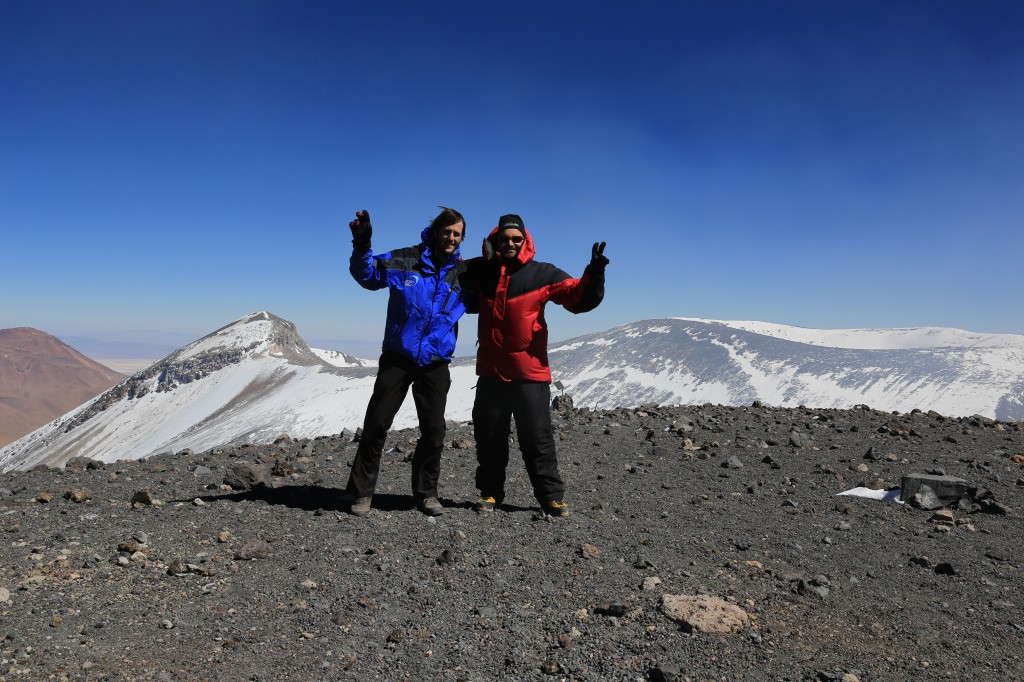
{"left": 418, "top": 267, "right": 444, "bottom": 363}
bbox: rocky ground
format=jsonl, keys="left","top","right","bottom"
{"left": 0, "top": 401, "right": 1022, "bottom": 681}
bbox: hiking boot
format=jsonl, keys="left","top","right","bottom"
{"left": 349, "top": 496, "right": 372, "bottom": 517}
{"left": 542, "top": 499, "right": 569, "bottom": 517}
{"left": 475, "top": 495, "right": 498, "bottom": 513}
{"left": 417, "top": 496, "right": 443, "bottom": 516}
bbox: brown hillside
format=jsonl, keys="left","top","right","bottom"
{"left": 0, "top": 328, "right": 124, "bottom": 446}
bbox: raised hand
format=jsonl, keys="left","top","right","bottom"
{"left": 589, "top": 241, "right": 609, "bottom": 271}
{"left": 349, "top": 210, "right": 372, "bottom": 251}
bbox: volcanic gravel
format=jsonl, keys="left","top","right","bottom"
{"left": 1, "top": 402, "right": 1022, "bottom": 681}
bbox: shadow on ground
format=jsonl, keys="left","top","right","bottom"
{"left": 174, "top": 486, "right": 539, "bottom": 515}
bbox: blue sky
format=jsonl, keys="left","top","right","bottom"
{"left": 2, "top": 0, "right": 1022, "bottom": 358}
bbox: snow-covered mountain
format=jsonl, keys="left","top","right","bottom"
{"left": 2, "top": 312, "right": 1022, "bottom": 471}
{"left": 549, "top": 318, "right": 1024, "bottom": 421}
{"left": 0, "top": 312, "right": 381, "bottom": 471}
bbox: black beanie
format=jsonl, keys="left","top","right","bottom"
{"left": 497, "top": 214, "right": 525, "bottom": 233}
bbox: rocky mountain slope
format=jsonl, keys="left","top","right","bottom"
{"left": 0, "top": 328, "right": 123, "bottom": 448}
{"left": 0, "top": 402, "right": 1021, "bottom": 680}
{"left": 3, "top": 312, "right": 1023, "bottom": 473}
{"left": 550, "top": 318, "right": 1024, "bottom": 421}
{"left": 0, "top": 313, "right": 380, "bottom": 471}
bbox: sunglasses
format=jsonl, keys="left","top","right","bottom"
{"left": 497, "top": 235, "right": 524, "bottom": 244}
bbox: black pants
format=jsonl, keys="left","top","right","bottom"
{"left": 473, "top": 377, "right": 565, "bottom": 504}
{"left": 346, "top": 352, "right": 451, "bottom": 499}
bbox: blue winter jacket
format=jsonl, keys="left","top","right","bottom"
{"left": 350, "top": 226, "right": 469, "bottom": 366}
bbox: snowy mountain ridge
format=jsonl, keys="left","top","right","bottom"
{"left": 674, "top": 317, "right": 1023, "bottom": 350}
{"left": 549, "top": 318, "right": 1024, "bottom": 420}
{"left": 1, "top": 312, "right": 1022, "bottom": 471}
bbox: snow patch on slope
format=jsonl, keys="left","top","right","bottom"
{"left": 674, "top": 318, "right": 1022, "bottom": 350}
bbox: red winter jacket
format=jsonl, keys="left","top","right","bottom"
{"left": 465, "top": 225, "right": 604, "bottom": 382}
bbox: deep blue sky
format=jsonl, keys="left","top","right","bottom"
{"left": 2, "top": 1, "right": 1022, "bottom": 357}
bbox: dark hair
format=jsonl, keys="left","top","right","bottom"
{"left": 429, "top": 206, "right": 466, "bottom": 236}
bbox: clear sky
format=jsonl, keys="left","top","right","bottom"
{"left": 2, "top": 0, "right": 1023, "bottom": 358}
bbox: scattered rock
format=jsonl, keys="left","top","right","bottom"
{"left": 234, "top": 540, "right": 272, "bottom": 560}
{"left": 660, "top": 594, "right": 751, "bottom": 634}
{"left": 131, "top": 490, "right": 158, "bottom": 507}
{"left": 641, "top": 576, "right": 663, "bottom": 590}
{"left": 63, "top": 489, "right": 91, "bottom": 503}
{"left": 223, "top": 462, "right": 269, "bottom": 490}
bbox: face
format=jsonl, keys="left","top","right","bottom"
{"left": 434, "top": 221, "right": 465, "bottom": 255}
{"left": 496, "top": 228, "right": 525, "bottom": 261}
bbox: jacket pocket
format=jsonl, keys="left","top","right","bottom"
{"left": 384, "top": 313, "right": 409, "bottom": 348}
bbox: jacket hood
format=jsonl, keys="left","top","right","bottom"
{"left": 484, "top": 224, "right": 535, "bottom": 266}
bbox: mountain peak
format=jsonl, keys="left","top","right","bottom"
{"left": 0, "top": 312, "right": 377, "bottom": 470}
{"left": 172, "top": 311, "right": 315, "bottom": 366}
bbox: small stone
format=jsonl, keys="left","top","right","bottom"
{"left": 234, "top": 540, "right": 272, "bottom": 560}
{"left": 911, "top": 485, "right": 944, "bottom": 511}
{"left": 580, "top": 543, "right": 600, "bottom": 559}
{"left": 541, "top": 659, "right": 560, "bottom": 675}
{"left": 788, "top": 431, "right": 812, "bottom": 449}
{"left": 863, "top": 447, "right": 882, "bottom": 461}
{"left": 35, "top": 492, "right": 52, "bottom": 503}
{"left": 63, "top": 490, "right": 91, "bottom": 503}
{"left": 131, "top": 490, "right": 156, "bottom": 506}
{"left": 641, "top": 576, "right": 663, "bottom": 590}
{"left": 594, "top": 603, "right": 628, "bottom": 618}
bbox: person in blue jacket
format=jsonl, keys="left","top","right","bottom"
{"left": 344, "top": 207, "right": 470, "bottom": 517}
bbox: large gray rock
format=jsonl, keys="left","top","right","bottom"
{"left": 900, "top": 473, "right": 975, "bottom": 506}
{"left": 223, "top": 462, "right": 269, "bottom": 490}
{"left": 660, "top": 594, "right": 750, "bottom": 634}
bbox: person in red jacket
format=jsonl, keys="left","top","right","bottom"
{"left": 465, "top": 214, "right": 608, "bottom": 517}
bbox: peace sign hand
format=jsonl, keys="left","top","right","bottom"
{"left": 589, "top": 241, "right": 609, "bottom": 270}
